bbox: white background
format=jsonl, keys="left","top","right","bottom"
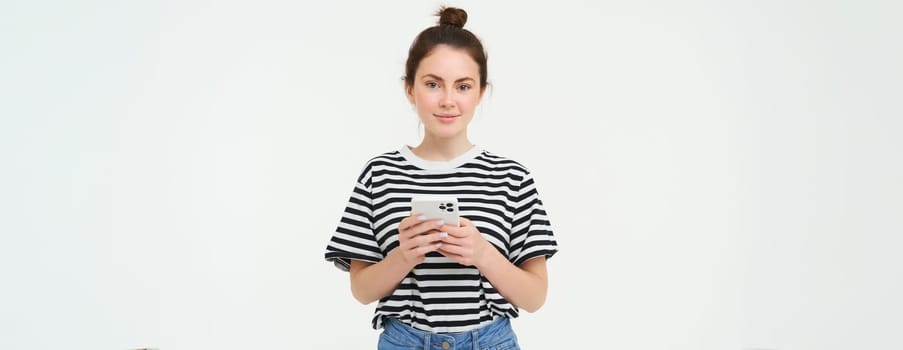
{"left": 1, "top": 0, "right": 901, "bottom": 349}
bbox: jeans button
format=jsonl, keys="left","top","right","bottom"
{"left": 441, "top": 340, "right": 450, "bottom": 350}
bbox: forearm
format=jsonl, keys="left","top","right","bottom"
{"left": 349, "top": 249, "right": 416, "bottom": 304}
{"left": 476, "top": 249, "right": 548, "bottom": 312}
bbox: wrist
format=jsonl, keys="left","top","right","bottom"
{"left": 388, "top": 248, "right": 418, "bottom": 271}
{"left": 474, "top": 241, "right": 502, "bottom": 270}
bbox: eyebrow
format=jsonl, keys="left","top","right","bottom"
{"left": 419, "top": 74, "right": 475, "bottom": 83}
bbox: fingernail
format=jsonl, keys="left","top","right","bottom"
{"left": 436, "top": 242, "right": 443, "bottom": 248}
{"left": 435, "top": 220, "right": 445, "bottom": 226}
{"left": 439, "top": 232, "right": 448, "bottom": 239}
{"left": 417, "top": 215, "right": 427, "bottom": 220}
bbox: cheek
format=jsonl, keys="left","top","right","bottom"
{"left": 413, "top": 94, "right": 436, "bottom": 117}
{"left": 414, "top": 89, "right": 438, "bottom": 105}
{"left": 458, "top": 95, "right": 480, "bottom": 111}
{"left": 414, "top": 96, "right": 434, "bottom": 113}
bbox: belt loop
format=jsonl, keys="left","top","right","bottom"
{"left": 472, "top": 327, "right": 480, "bottom": 349}
{"left": 424, "top": 332, "right": 431, "bottom": 350}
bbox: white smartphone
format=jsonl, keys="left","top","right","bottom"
{"left": 410, "top": 195, "right": 460, "bottom": 227}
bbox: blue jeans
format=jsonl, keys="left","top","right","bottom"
{"left": 378, "top": 317, "right": 520, "bottom": 350}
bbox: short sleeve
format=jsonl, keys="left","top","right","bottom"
{"left": 324, "top": 167, "right": 384, "bottom": 272}
{"left": 509, "top": 171, "right": 558, "bottom": 266}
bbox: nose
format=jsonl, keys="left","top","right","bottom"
{"left": 440, "top": 88, "right": 454, "bottom": 108}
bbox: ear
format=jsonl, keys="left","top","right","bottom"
{"left": 405, "top": 82, "right": 415, "bottom": 105}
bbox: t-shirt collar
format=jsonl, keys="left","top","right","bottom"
{"left": 399, "top": 144, "right": 483, "bottom": 171}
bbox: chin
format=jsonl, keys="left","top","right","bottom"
{"left": 425, "top": 127, "right": 465, "bottom": 139}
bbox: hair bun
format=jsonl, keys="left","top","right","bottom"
{"left": 436, "top": 6, "right": 467, "bottom": 28}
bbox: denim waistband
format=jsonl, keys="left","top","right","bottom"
{"left": 380, "top": 317, "right": 518, "bottom": 350}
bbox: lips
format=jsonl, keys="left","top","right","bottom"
{"left": 434, "top": 114, "right": 459, "bottom": 119}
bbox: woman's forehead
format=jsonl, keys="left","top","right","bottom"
{"left": 417, "top": 47, "right": 480, "bottom": 80}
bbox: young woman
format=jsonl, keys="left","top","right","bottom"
{"left": 325, "top": 7, "right": 558, "bottom": 350}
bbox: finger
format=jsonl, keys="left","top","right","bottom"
{"left": 438, "top": 226, "right": 459, "bottom": 238}
{"left": 436, "top": 234, "right": 459, "bottom": 246}
{"left": 398, "top": 213, "right": 425, "bottom": 231}
{"left": 400, "top": 233, "right": 424, "bottom": 249}
{"left": 436, "top": 243, "right": 467, "bottom": 257}
{"left": 400, "top": 224, "right": 437, "bottom": 242}
{"left": 431, "top": 231, "right": 450, "bottom": 243}
{"left": 440, "top": 225, "right": 472, "bottom": 238}
{"left": 414, "top": 231, "right": 446, "bottom": 247}
{"left": 459, "top": 217, "right": 473, "bottom": 227}
{"left": 414, "top": 242, "right": 443, "bottom": 256}
{"left": 408, "top": 219, "right": 446, "bottom": 237}
{"left": 401, "top": 229, "right": 443, "bottom": 250}
{"left": 401, "top": 212, "right": 442, "bottom": 231}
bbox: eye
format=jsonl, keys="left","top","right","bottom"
{"left": 457, "top": 84, "right": 472, "bottom": 92}
{"left": 425, "top": 81, "right": 439, "bottom": 89}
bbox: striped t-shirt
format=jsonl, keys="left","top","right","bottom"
{"left": 324, "top": 145, "right": 558, "bottom": 333}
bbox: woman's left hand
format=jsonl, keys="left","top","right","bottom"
{"left": 437, "top": 217, "right": 493, "bottom": 267}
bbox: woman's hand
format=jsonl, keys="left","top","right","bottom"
{"left": 396, "top": 213, "right": 447, "bottom": 266}
{"left": 437, "top": 217, "right": 493, "bottom": 267}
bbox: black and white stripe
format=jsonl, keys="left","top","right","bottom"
{"left": 325, "top": 146, "right": 558, "bottom": 333}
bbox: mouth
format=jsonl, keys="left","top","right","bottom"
{"left": 434, "top": 114, "right": 460, "bottom": 120}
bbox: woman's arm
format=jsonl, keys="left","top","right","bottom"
{"left": 348, "top": 214, "right": 447, "bottom": 304}
{"left": 476, "top": 253, "right": 548, "bottom": 313}
{"left": 348, "top": 252, "right": 413, "bottom": 304}
{"left": 437, "top": 217, "right": 549, "bottom": 312}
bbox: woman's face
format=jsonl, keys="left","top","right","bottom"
{"left": 406, "top": 45, "right": 484, "bottom": 140}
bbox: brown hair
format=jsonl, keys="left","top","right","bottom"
{"left": 404, "top": 6, "right": 488, "bottom": 91}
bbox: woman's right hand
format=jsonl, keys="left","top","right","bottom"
{"left": 396, "top": 213, "right": 448, "bottom": 266}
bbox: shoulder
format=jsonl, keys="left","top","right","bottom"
{"left": 354, "top": 150, "right": 410, "bottom": 183}
{"left": 474, "top": 150, "right": 532, "bottom": 177}
{"left": 363, "top": 150, "right": 405, "bottom": 166}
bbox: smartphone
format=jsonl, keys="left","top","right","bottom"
{"left": 410, "top": 195, "right": 460, "bottom": 227}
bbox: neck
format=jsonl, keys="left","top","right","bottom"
{"left": 411, "top": 132, "right": 474, "bottom": 161}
